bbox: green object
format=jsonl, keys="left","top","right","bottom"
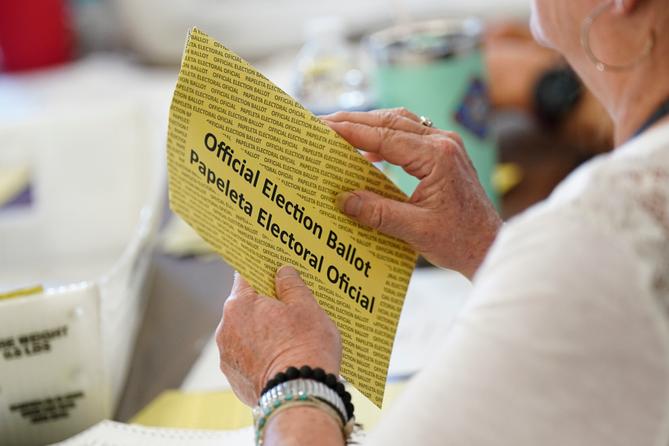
{"left": 367, "top": 19, "right": 499, "bottom": 207}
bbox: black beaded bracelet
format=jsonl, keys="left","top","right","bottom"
{"left": 261, "top": 366, "right": 354, "bottom": 421}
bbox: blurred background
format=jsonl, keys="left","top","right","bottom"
{"left": 0, "top": 1, "right": 616, "bottom": 444}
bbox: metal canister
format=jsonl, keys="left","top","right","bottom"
{"left": 367, "top": 18, "right": 498, "bottom": 206}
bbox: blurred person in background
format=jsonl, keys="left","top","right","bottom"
{"left": 485, "top": 22, "right": 613, "bottom": 153}
{"left": 216, "top": 0, "right": 669, "bottom": 445}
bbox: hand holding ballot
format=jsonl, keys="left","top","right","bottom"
{"left": 216, "top": 267, "right": 341, "bottom": 406}
{"left": 323, "top": 109, "right": 502, "bottom": 280}
{"left": 215, "top": 107, "right": 502, "bottom": 409}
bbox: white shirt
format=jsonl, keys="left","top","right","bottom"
{"left": 366, "top": 123, "right": 669, "bottom": 446}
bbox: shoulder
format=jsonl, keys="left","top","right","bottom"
{"left": 503, "top": 124, "right": 669, "bottom": 258}
{"left": 548, "top": 123, "right": 669, "bottom": 214}
{"left": 476, "top": 122, "right": 669, "bottom": 320}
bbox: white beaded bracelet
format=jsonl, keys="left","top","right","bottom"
{"left": 253, "top": 379, "right": 354, "bottom": 445}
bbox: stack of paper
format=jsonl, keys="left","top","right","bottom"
{"left": 52, "top": 421, "right": 253, "bottom": 446}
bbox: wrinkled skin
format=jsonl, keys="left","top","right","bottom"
{"left": 324, "top": 108, "right": 501, "bottom": 279}
{"left": 216, "top": 266, "right": 341, "bottom": 405}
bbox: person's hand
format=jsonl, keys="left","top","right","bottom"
{"left": 322, "top": 108, "right": 501, "bottom": 279}
{"left": 215, "top": 266, "right": 342, "bottom": 406}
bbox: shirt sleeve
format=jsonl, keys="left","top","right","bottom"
{"left": 364, "top": 207, "right": 669, "bottom": 446}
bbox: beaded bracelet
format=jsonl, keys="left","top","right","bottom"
{"left": 253, "top": 379, "right": 353, "bottom": 446}
{"left": 258, "top": 379, "right": 348, "bottom": 425}
{"left": 254, "top": 399, "right": 344, "bottom": 446}
{"left": 261, "top": 366, "right": 354, "bottom": 421}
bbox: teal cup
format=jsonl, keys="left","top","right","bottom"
{"left": 367, "top": 19, "right": 498, "bottom": 207}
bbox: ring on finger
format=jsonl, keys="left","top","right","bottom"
{"left": 420, "top": 116, "right": 434, "bottom": 128}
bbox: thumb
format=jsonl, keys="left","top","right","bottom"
{"left": 275, "top": 265, "right": 313, "bottom": 305}
{"left": 336, "top": 190, "right": 417, "bottom": 242}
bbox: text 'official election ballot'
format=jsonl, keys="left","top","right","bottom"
{"left": 166, "top": 28, "right": 417, "bottom": 407}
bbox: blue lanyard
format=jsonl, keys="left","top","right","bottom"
{"left": 634, "top": 97, "right": 669, "bottom": 138}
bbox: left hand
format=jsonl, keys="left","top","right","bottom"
{"left": 215, "top": 266, "right": 342, "bottom": 406}
{"left": 322, "top": 108, "right": 501, "bottom": 279}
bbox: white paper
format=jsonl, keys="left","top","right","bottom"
{"left": 52, "top": 421, "right": 253, "bottom": 446}
{"left": 388, "top": 268, "right": 471, "bottom": 378}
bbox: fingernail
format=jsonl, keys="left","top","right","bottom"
{"left": 230, "top": 271, "right": 243, "bottom": 298}
{"left": 336, "top": 192, "right": 361, "bottom": 217}
{"left": 277, "top": 265, "right": 299, "bottom": 278}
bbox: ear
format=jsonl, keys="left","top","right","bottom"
{"left": 614, "top": 0, "right": 642, "bottom": 15}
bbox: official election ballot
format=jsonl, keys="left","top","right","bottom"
{"left": 167, "top": 28, "right": 417, "bottom": 407}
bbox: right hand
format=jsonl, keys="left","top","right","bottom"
{"left": 216, "top": 266, "right": 341, "bottom": 406}
{"left": 322, "top": 108, "right": 501, "bottom": 280}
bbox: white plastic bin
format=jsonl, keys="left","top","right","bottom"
{"left": 0, "top": 62, "right": 167, "bottom": 445}
{"left": 0, "top": 284, "right": 104, "bottom": 446}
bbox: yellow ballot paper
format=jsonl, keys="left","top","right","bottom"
{"left": 167, "top": 28, "right": 417, "bottom": 407}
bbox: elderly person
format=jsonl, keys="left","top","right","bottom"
{"left": 216, "top": 0, "right": 669, "bottom": 444}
